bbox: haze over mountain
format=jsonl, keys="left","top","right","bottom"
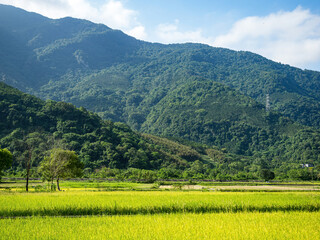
{"left": 1, "top": 4, "right": 320, "bottom": 173}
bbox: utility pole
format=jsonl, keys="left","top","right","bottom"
{"left": 266, "top": 94, "right": 270, "bottom": 112}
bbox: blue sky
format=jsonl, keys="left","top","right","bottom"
{"left": 1, "top": 0, "right": 320, "bottom": 71}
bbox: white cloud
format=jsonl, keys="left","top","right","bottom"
{"left": 1, "top": 1, "right": 320, "bottom": 70}
{"left": 153, "top": 7, "right": 320, "bottom": 70}
{"left": 213, "top": 7, "right": 320, "bottom": 70}
{"left": 0, "top": 0, "right": 147, "bottom": 39}
{"left": 127, "top": 26, "right": 147, "bottom": 40}
{"left": 155, "top": 19, "right": 212, "bottom": 44}
{"left": 99, "top": 0, "right": 136, "bottom": 29}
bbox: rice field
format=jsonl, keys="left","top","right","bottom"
{"left": 0, "top": 191, "right": 320, "bottom": 217}
{"left": 1, "top": 185, "right": 320, "bottom": 239}
{"left": 1, "top": 212, "right": 320, "bottom": 240}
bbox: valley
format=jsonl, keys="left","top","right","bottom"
{"left": 0, "top": 3, "right": 320, "bottom": 239}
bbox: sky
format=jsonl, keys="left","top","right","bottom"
{"left": 1, "top": 0, "right": 320, "bottom": 71}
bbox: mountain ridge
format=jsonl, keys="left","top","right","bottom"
{"left": 1, "top": 81, "right": 320, "bottom": 180}
{"left": 1, "top": 4, "right": 320, "bottom": 158}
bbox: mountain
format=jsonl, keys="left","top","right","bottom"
{"left": 0, "top": 5, "right": 320, "bottom": 129}
{"left": 0, "top": 81, "right": 214, "bottom": 171}
{"left": 1, "top": 4, "right": 320, "bottom": 131}
{"left": 1, "top": 4, "right": 320, "bottom": 175}
{"left": 141, "top": 80, "right": 297, "bottom": 154}
{"left": 1, "top": 81, "right": 320, "bottom": 180}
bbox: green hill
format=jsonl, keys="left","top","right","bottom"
{"left": 141, "top": 80, "right": 298, "bottom": 154}
{"left": 1, "top": 81, "right": 319, "bottom": 180}
{"left": 1, "top": 81, "right": 264, "bottom": 180}
{"left": 0, "top": 81, "right": 198, "bottom": 171}
{"left": 1, "top": 4, "right": 320, "bottom": 130}
{"left": 1, "top": 5, "right": 320, "bottom": 180}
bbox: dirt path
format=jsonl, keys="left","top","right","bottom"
{"left": 159, "top": 185, "right": 320, "bottom": 191}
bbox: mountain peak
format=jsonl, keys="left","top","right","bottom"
{"left": 1, "top": 3, "right": 320, "bottom": 134}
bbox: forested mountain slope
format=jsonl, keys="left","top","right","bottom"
{"left": 1, "top": 81, "right": 210, "bottom": 171}
{"left": 1, "top": 4, "right": 320, "bottom": 131}
{"left": 0, "top": 78, "right": 320, "bottom": 179}
{"left": 1, "top": 79, "right": 320, "bottom": 180}
{"left": 141, "top": 81, "right": 298, "bottom": 154}
{"left": 1, "top": 4, "right": 320, "bottom": 175}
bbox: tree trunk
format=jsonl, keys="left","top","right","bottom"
{"left": 26, "top": 172, "right": 29, "bottom": 192}
{"left": 57, "top": 177, "right": 61, "bottom": 191}
{"left": 51, "top": 177, "right": 54, "bottom": 191}
{"left": 26, "top": 149, "right": 31, "bottom": 192}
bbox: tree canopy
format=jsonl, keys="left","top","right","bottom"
{"left": 1, "top": 5, "right": 320, "bottom": 132}
{"left": 1, "top": 5, "right": 320, "bottom": 181}
{"left": 0, "top": 148, "right": 13, "bottom": 180}
{"left": 39, "top": 148, "right": 83, "bottom": 190}
{"left": 1, "top": 81, "right": 320, "bottom": 181}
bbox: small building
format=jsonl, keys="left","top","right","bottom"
{"left": 301, "top": 163, "right": 314, "bottom": 168}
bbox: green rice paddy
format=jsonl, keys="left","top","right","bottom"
{"left": 1, "top": 212, "right": 319, "bottom": 240}
{"left": 0, "top": 191, "right": 319, "bottom": 217}
{"left": 1, "top": 182, "right": 320, "bottom": 239}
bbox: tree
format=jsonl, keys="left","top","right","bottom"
{"left": 12, "top": 132, "right": 48, "bottom": 191}
{"left": 39, "top": 148, "right": 83, "bottom": 191}
{"left": 0, "top": 148, "right": 13, "bottom": 181}
{"left": 259, "top": 169, "right": 275, "bottom": 181}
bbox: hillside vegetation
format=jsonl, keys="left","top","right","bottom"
{"left": 1, "top": 82, "right": 320, "bottom": 180}
{"left": 1, "top": 5, "right": 320, "bottom": 180}
{"left": 1, "top": 82, "right": 256, "bottom": 180}
{"left": 0, "top": 82, "right": 194, "bottom": 171}
{"left": 1, "top": 4, "right": 320, "bottom": 130}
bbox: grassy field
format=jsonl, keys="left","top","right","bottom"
{"left": 1, "top": 212, "right": 320, "bottom": 240}
{"left": 1, "top": 181, "right": 320, "bottom": 239}
{"left": 0, "top": 179, "right": 151, "bottom": 191}
{"left": 0, "top": 191, "right": 320, "bottom": 217}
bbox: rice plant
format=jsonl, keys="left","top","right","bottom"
{"left": 1, "top": 191, "right": 319, "bottom": 217}
{"left": 1, "top": 212, "right": 319, "bottom": 240}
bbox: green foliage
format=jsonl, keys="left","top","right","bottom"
{"left": 1, "top": 5, "right": 320, "bottom": 131}
{"left": 0, "top": 82, "right": 201, "bottom": 174}
{"left": 2, "top": 80, "right": 320, "bottom": 180}
{"left": 0, "top": 79, "right": 320, "bottom": 181}
{"left": 39, "top": 148, "right": 83, "bottom": 181}
{"left": 1, "top": 6, "right": 320, "bottom": 179}
{"left": 259, "top": 169, "right": 275, "bottom": 181}
{"left": 0, "top": 148, "right": 12, "bottom": 180}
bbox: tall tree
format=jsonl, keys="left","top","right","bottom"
{"left": 12, "top": 132, "right": 48, "bottom": 191}
{"left": 39, "top": 148, "right": 83, "bottom": 191}
{"left": 0, "top": 148, "right": 13, "bottom": 181}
